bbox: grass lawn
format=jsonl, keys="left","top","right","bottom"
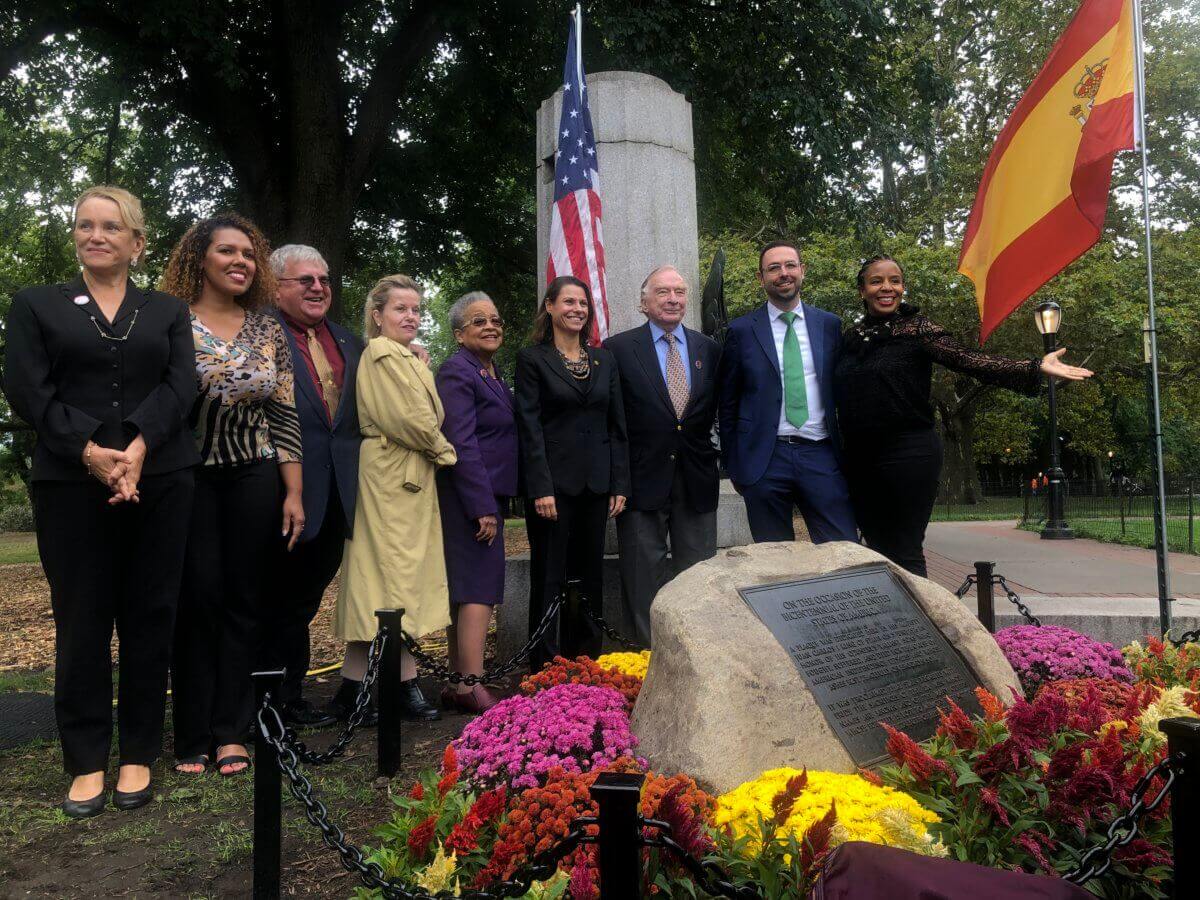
{"left": 1018, "top": 516, "right": 1197, "bottom": 555}
{"left": 0, "top": 532, "right": 39, "bottom": 565}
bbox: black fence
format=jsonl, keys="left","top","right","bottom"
{"left": 246, "top": 572, "right": 1200, "bottom": 898}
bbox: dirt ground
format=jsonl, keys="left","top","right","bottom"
{"left": 0, "top": 524, "right": 532, "bottom": 899}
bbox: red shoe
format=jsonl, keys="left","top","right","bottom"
{"left": 447, "top": 684, "right": 500, "bottom": 714}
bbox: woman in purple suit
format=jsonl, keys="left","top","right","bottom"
{"left": 435, "top": 291, "right": 518, "bottom": 713}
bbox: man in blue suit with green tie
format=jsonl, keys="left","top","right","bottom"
{"left": 716, "top": 241, "right": 858, "bottom": 544}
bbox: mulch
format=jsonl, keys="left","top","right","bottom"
{"left": 0, "top": 525, "right": 534, "bottom": 673}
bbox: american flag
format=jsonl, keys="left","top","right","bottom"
{"left": 546, "top": 5, "right": 609, "bottom": 343}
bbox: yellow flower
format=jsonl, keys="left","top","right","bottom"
{"left": 714, "top": 769, "right": 940, "bottom": 857}
{"left": 1099, "top": 719, "right": 1130, "bottom": 739}
{"left": 1138, "top": 685, "right": 1199, "bottom": 747}
{"left": 415, "top": 843, "right": 459, "bottom": 895}
{"left": 596, "top": 650, "right": 651, "bottom": 679}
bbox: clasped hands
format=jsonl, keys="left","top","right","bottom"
{"left": 83, "top": 435, "right": 146, "bottom": 505}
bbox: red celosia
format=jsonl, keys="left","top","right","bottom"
{"left": 882, "top": 723, "right": 953, "bottom": 786}
{"left": 800, "top": 800, "right": 837, "bottom": 874}
{"left": 858, "top": 767, "right": 884, "bottom": 787}
{"left": 437, "top": 743, "right": 460, "bottom": 798}
{"left": 445, "top": 813, "right": 483, "bottom": 855}
{"left": 470, "top": 786, "right": 508, "bottom": 824}
{"left": 569, "top": 847, "right": 598, "bottom": 900}
{"left": 656, "top": 782, "right": 714, "bottom": 858}
{"left": 1004, "top": 692, "right": 1069, "bottom": 749}
{"left": 1016, "top": 830, "right": 1055, "bottom": 873}
{"left": 979, "top": 786, "right": 1010, "bottom": 827}
{"left": 974, "top": 686, "right": 1007, "bottom": 723}
{"left": 971, "top": 736, "right": 1038, "bottom": 781}
{"left": 936, "top": 697, "right": 978, "bottom": 750}
{"left": 770, "top": 769, "right": 808, "bottom": 826}
{"left": 407, "top": 781, "right": 424, "bottom": 801}
{"left": 407, "top": 815, "right": 438, "bottom": 860}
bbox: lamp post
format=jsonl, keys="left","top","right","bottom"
{"left": 1035, "top": 300, "right": 1074, "bottom": 539}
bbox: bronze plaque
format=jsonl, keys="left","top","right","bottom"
{"left": 738, "top": 564, "right": 984, "bottom": 766}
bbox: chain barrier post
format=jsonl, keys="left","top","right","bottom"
{"left": 1161, "top": 717, "right": 1200, "bottom": 897}
{"left": 974, "top": 561, "right": 995, "bottom": 632}
{"left": 374, "top": 608, "right": 406, "bottom": 779}
{"left": 252, "top": 669, "right": 286, "bottom": 900}
{"left": 589, "top": 771, "right": 645, "bottom": 899}
{"left": 565, "top": 577, "right": 583, "bottom": 654}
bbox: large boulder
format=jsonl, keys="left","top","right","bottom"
{"left": 630, "top": 541, "right": 1021, "bottom": 795}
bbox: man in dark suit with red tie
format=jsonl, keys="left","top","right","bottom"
{"left": 605, "top": 266, "right": 721, "bottom": 648}
{"left": 269, "top": 245, "right": 364, "bottom": 727}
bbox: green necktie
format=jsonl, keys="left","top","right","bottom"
{"left": 779, "top": 311, "right": 809, "bottom": 428}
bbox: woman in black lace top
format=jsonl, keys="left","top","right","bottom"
{"left": 833, "top": 255, "right": 1092, "bottom": 576}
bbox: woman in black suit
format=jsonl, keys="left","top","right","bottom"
{"left": 515, "top": 275, "right": 629, "bottom": 671}
{"left": 3, "top": 186, "right": 198, "bottom": 817}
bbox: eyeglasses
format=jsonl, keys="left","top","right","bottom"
{"left": 465, "top": 315, "right": 505, "bottom": 329}
{"left": 279, "top": 275, "right": 332, "bottom": 289}
{"left": 763, "top": 262, "right": 803, "bottom": 275}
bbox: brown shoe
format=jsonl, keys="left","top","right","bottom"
{"left": 447, "top": 684, "right": 500, "bottom": 714}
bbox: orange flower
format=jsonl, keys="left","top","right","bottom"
{"left": 975, "top": 687, "right": 1007, "bottom": 723}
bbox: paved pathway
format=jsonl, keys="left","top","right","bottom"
{"left": 923, "top": 520, "right": 1200, "bottom": 600}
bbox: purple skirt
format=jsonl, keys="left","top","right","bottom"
{"left": 437, "top": 477, "right": 506, "bottom": 606}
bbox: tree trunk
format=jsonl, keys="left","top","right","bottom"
{"left": 937, "top": 400, "right": 983, "bottom": 503}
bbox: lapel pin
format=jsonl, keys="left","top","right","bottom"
{"left": 695, "top": 359, "right": 702, "bottom": 369}
{"left": 73, "top": 295, "right": 89, "bottom": 305}
{"left": 480, "top": 368, "right": 488, "bottom": 378}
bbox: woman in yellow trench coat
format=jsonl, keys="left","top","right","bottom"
{"left": 333, "top": 274, "right": 456, "bottom": 721}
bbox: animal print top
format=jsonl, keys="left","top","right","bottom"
{"left": 189, "top": 311, "right": 303, "bottom": 466}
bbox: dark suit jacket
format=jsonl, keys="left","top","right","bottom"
{"left": 717, "top": 302, "right": 843, "bottom": 487}
{"left": 276, "top": 314, "right": 363, "bottom": 541}
{"left": 3, "top": 277, "right": 199, "bottom": 481}
{"left": 435, "top": 346, "right": 518, "bottom": 519}
{"left": 514, "top": 342, "right": 630, "bottom": 499}
{"left": 604, "top": 322, "right": 721, "bottom": 513}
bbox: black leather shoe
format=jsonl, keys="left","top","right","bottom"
{"left": 63, "top": 791, "right": 107, "bottom": 819}
{"left": 282, "top": 699, "right": 336, "bottom": 729}
{"left": 398, "top": 679, "right": 441, "bottom": 721}
{"left": 328, "top": 679, "right": 378, "bottom": 727}
{"left": 113, "top": 782, "right": 154, "bottom": 811}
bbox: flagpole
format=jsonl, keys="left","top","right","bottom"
{"left": 1130, "top": 0, "right": 1173, "bottom": 636}
{"left": 574, "top": 4, "right": 583, "bottom": 90}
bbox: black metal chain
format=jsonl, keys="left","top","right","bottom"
{"left": 400, "top": 593, "right": 565, "bottom": 685}
{"left": 1063, "top": 753, "right": 1181, "bottom": 885}
{"left": 1172, "top": 628, "right": 1200, "bottom": 646}
{"left": 640, "top": 818, "right": 763, "bottom": 899}
{"left": 582, "top": 605, "right": 642, "bottom": 651}
{"left": 278, "top": 626, "right": 387, "bottom": 766}
{"left": 255, "top": 696, "right": 595, "bottom": 898}
{"left": 994, "top": 576, "right": 1041, "bottom": 627}
{"left": 953, "top": 574, "right": 1041, "bottom": 626}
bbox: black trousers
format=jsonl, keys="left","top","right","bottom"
{"left": 267, "top": 487, "right": 347, "bottom": 705}
{"left": 845, "top": 429, "right": 942, "bottom": 577}
{"left": 33, "top": 470, "right": 194, "bottom": 776}
{"left": 172, "top": 461, "right": 280, "bottom": 757}
{"left": 525, "top": 490, "right": 606, "bottom": 671}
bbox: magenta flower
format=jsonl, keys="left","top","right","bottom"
{"left": 995, "top": 625, "right": 1132, "bottom": 695}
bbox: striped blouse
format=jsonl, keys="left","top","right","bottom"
{"left": 190, "top": 311, "right": 303, "bottom": 467}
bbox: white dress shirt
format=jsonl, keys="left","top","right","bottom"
{"left": 768, "top": 302, "right": 827, "bottom": 440}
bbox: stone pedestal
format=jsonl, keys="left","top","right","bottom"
{"left": 536, "top": 71, "right": 700, "bottom": 335}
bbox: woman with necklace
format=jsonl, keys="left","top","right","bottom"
{"left": 833, "top": 254, "right": 1092, "bottom": 577}
{"left": 3, "top": 186, "right": 199, "bottom": 817}
{"left": 160, "top": 214, "right": 304, "bottom": 778}
{"left": 435, "top": 291, "right": 518, "bottom": 713}
{"left": 514, "top": 276, "right": 629, "bottom": 672}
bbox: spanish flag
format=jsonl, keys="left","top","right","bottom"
{"left": 959, "top": 0, "right": 1135, "bottom": 342}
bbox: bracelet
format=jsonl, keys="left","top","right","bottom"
{"left": 84, "top": 442, "right": 94, "bottom": 476}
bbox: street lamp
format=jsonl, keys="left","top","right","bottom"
{"left": 1034, "top": 300, "right": 1074, "bottom": 539}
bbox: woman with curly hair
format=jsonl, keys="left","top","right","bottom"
{"left": 834, "top": 254, "right": 1092, "bottom": 577}
{"left": 160, "top": 214, "right": 304, "bottom": 777}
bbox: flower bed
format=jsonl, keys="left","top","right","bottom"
{"left": 361, "top": 640, "right": 1189, "bottom": 899}
{"left": 995, "top": 624, "right": 1132, "bottom": 694}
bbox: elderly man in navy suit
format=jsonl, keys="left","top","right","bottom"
{"left": 268, "top": 245, "right": 365, "bottom": 727}
{"left": 606, "top": 266, "right": 721, "bottom": 647}
{"left": 717, "top": 241, "right": 857, "bottom": 544}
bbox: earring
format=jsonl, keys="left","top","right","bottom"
{"left": 131, "top": 254, "right": 140, "bottom": 268}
